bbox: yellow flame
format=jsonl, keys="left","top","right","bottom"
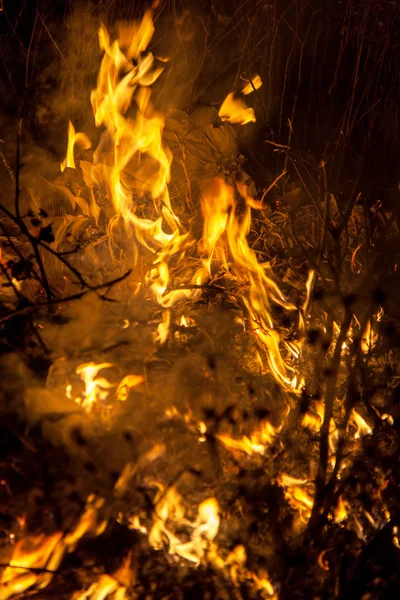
{"left": 350, "top": 409, "right": 372, "bottom": 439}
{"left": 64, "top": 494, "right": 108, "bottom": 549}
{"left": 0, "top": 495, "right": 110, "bottom": 599}
{"left": 361, "top": 317, "right": 379, "bottom": 354}
{"left": 148, "top": 486, "right": 220, "bottom": 564}
{"left": 60, "top": 120, "right": 91, "bottom": 172}
{"left": 0, "top": 533, "right": 64, "bottom": 599}
{"left": 334, "top": 495, "right": 350, "bottom": 523}
{"left": 277, "top": 474, "right": 314, "bottom": 523}
{"left": 217, "top": 418, "right": 279, "bottom": 456}
{"left": 74, "top": 362, "right": 115, "bottom": 412}
{"left": 116, "top": 374, "right": 145, "bottom": 401}
{"left": 75, "top": 574, "right": 127, "bottom": 600}
{"left": 89, "top": 11, "right": 177, "bottom": 249}
{"left": 219, "top": 93, "right": 256, "bottom": 124}
{"left": 241, "top": 75, "right": 263, "bottom": 95}
{"left": 155, "top": 310, "right": 170, "bottom": 344}
{"left": 58, "top": 12, "right": 299, "bottom": 392}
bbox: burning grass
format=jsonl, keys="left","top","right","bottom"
{"left": 1, "top": 3, "right": 400, "bottom": 600}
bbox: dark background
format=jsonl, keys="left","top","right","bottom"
{"left": 1, "top": 0, "right": 400, "bottom": 211}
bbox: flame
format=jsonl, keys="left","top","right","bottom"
{"left": 217, "top": 418, "right": 279, "bottom": 456}
{"left": 59, "top": 12, "right": 298, "bottom": 390}
{"left": 76, "top": 550, "right": 134, "bottom": 600}
{"left": 349, "top": 409, "right": 372, "bottom": 439}
{"left": 116, "top": 374, "right": 145, "bottom": 401}
{"left": 155, "top": 309, "right": 170, "bottom": 344}
{"left": 75, "top": 574, "right": 126, "bottom": 600}
{"left": 74, "top": 362, "right": 115, "bottom": 412}
{"left": 0, "top": 495, "right": 109, "bottom": 599}
{"left": 334, "top": 495, "right": 350, "bottom": 523}
{"left": 0, "top": 532, "right": 64, "bottom": 599}
{"left": 241, "top": 75, "right": 263, "bottom": 95}
{"left": 277, "top": 474, "right": 314, "bottom": 523}
{"left": 148, "top": 486, "right": 220, "bottom": 564}
{"left": 361, "top": 309, "right": 381, "bottom": 354}
{"left": 64, "top": 494, "right": 108, "bottom": 549}
{"left": 219, "top": 93, "right": 256, "bottom": 125}
{"left": 89, "top": 11, "right": 178, "bottom": 249}
{"left": 303, "top": 269, "right": 315, "bottom": 312}
{"left": 60, "top": 121, "right": 91, "bottom": 172}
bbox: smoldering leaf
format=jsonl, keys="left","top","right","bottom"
{"left": 38, "top": 224, "right": 55, "bottom": 243}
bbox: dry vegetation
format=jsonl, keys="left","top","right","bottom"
{"left": 0, "top": 1, "right": 400, "bottom": 599}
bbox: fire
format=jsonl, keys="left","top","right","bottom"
{"left": 241, "top": 74, "right": 263, "bottom": 95}
{"left": 217, "top": 418, "right": 280, "bottom": 456}
{"left": 0, "top": 495, "right": 108, "bottom": 599}
{"left": 89, "top": 11, "right": 177, "bottom": 249}
{"left": 277, "top": 474, "right": 314, "bottom": 524}
{"left": 60, "top": 12, "right": 299, "bottom": 392}
{"left": 148, "top": 486, "right": 220, "bottom": 564}
{"left": 60, "top": 120, "right": 91, "bottom": 172}
{"left": 0, "top": 532, "right": 64, "bottom": 599}
{"left": 73, "top": 362, "right": 115, "bottom": 412}
{"left": 349, "top": 408, "right": 372, "bottom": 439}
{"left": 361, "top": 315, "right": 380, "bottom": 354}
{"left": 219, "top": 93, "right": 256, "bottom": 125}
{"left": 8, "top": 6, "right": 382, "bottom": 598}
{"left": 116, "top": 373, "right": 145, "bottom": 401}
{"left": 334, "top": 495, "right": 350, "bottom": 523}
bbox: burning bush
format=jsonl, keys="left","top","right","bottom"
{"left": 1, "top": 2, "right": 400, "bottom": 600}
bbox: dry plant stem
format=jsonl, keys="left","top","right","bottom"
{"left": 0, "top": 219, "right": 42, "bottom": 288}
{"left": 0, "top": 269, "right": 132, "bottom": 325}
{"left": 0, "top": 260, "right": 49, "bottom": 354}
{"left": 260, "top": 170, "right": 286, "bottom": 205}
{"left": 320, "top": 327, "right": 369, "bottom": 526}
{"left": 307, "top": 308, "right": 353, "bottom": 535}
{"left": 288, "top": 156, "right": 323, "bottom": 222}
{"left": 319, "top": 160, "right": 330, "bottom": 258}
{"left": 6, "top": 124, "right": 53, "bottom": 302}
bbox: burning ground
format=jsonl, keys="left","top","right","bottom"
{"left": 1, "top": 2, "right": 400, "bottom": 599}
